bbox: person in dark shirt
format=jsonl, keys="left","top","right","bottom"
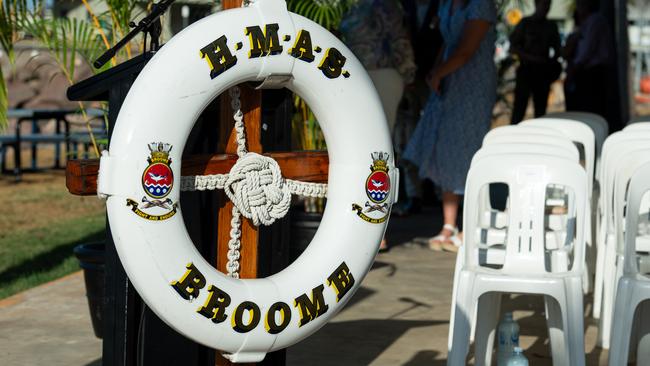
{"left": 509, "top": 0, "right": 561, "bottom": 123}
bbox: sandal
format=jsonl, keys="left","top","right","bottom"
{"left": 429, "top": 224, "right": 458, "bottom": 251}
{"left": 441, "top": 230, "right": 462, "bottom": 253}
{"left": 378, "top": 238, "right": 390, "bottom": 253}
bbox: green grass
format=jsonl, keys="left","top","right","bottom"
{"left": 0, "top": 213, "right": 105, "bottom": 299}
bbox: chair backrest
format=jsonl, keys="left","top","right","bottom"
{"left": 623, "top": 161, "right": 650, "bottom": 275}
{"left": 624, "top": 122, "right": 650, "bottom": 131}
{"left": 627, "top": 116, "right": 650, "bottom": 125}
{"left": 464, "top": 154, "right": 587, "bottom": 275}
{"left": 599, "top": 132, "right": 650, "bottom": 232}
{"left": 613, "top": 149, "right": 650, "bottom": 255}
{"left": 521, "top": 118, "right": 596, "bottom": 192}
{"left": 545, "top": 111, "right": 608, "bottom": 157}
{"left": 483, "top": 134, "right": 579, "bottom": 162}
{"left": 472, "top": 143, "right": 578, "bottom": 167}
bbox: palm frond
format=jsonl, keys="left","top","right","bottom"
{"left": 287, "top": 0, "right": 353, "bottom": 31}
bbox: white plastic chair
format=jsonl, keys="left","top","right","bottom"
{"left": 627, "top": 116, "right": 650, "bottom": 125}
{"left": 608, "top": 161, "right": 650, "bottom": 365}
{"left": 593, "top": 132, "right": 650, "bottom": 320}
{"left": 520, "top": 118, "right": 597, "bottom": 293}
{"left": 520, "top": 118, "right": 595, "bottom": 192}
{"left": 598, "top": 148, "right": 650, "bottom": 349}
{"left": 545, "top": 111, "right": 608, "bottom": 159}
{"left": 448, "top": 154, "right": 587, "bottom": 366}
{"left": 624, "top": 122, "right": 650, "bottom": 131}
{"left": 447, "top": 144, "right": 579, "bottom": 351}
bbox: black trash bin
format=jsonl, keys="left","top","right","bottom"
{"left": 289, "top": 211, "right": 323, "bottom": 262}
{"left": 73, "top": 242, "right": 105, "bottom": 339}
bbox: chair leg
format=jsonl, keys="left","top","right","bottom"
{"left": 474, "top": 292, "right": 501, "bottom": 366}
{"left": 448, "top": 246, "right": 464, "bottom": 351}
{"left": 594, "top": 226, "right": 609, "bottom": 319}
{"left": 545, "top": 295, "right": 569, "bottom": 365}
{"left": 598, "top": 236, "right": 617, "bottom": 349}
{"left": 608, "top": 278, "right": 637, "bottom": 366}
{"left": 447, "top": 272, "right": 475, "bottom": 366}
{"left": 635, "top": 300, "right": 650, "bottom": 366}
{"left": 583, "top": 210, "right": 592, "bottom": 294}
{"left": 564, "top": 278, "right": 586, "bottom": 366}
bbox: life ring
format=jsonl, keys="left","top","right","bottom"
{"left": 96, "top": 0, "right": 397, "bottom": 362}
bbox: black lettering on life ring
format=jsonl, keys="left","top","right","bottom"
{"left": 265, "top": 301, "right": 291, "bottom": 334}
{"left": 232, "top": 301, "right": 261, "bottom": 333}
{"left": 171, "top": 263, "right": 206, "bottom": 300}
{"left": 197, "top": 285, "right": 231, "bottom": 323}
{"left": 327, "top": 262, "right": 355, "bottom": 302}
{"left": 288, "top": 29, "right": 315, "bottom": 63}
{"left": 294, "top": 284, "right": 329, "bottom": 327}
{"left": 246, "top": 23, "right": 283, "bottom": 58}
{"left": 318, "top": 47, "right": 346, "bottom": 79}
{"left": 200, "top": 35, "right": 238, "bottom": 79}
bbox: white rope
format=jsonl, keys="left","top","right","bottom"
{"left": 208, "top": 86, "right": 327, "bottom": 277}
{"left": 181, "top": 175, "right": 327, "bottom": 198}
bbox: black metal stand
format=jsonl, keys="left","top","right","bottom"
{"left": 94, "top": 0, "right": 175, "bottom": 69}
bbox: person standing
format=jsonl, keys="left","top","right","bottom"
{"left": 403, "top": 0, "right": 497, "bottom": 251}
{"left": 393, "top": 0, "right": 444, "bottom": 216}
{"left": 509, "top": 0, "right": 561, "bottom": 124}
{"left": 566, "top": 0, "right": 618, "bottom": 131}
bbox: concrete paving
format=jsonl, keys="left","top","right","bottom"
{"left": 0, "top": 272, "right": 102, "bottom": 366}
{"left": 0, "top": 208, "right": 609, "bottom": 365}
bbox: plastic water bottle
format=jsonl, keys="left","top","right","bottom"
{"left": 497, "top": 312, "right": 520, "bottom": 366}
{"left": 506, "top": 347, "right": 529, "bottom": 366}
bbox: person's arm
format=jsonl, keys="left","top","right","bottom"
{"left": 429, "top": 18, "right": 490, "bottom": 93}
{"left": 551, "top": 23, "right": 561, "bottom": 60}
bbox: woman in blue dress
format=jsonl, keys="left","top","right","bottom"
{"left": 403, "top": 0, "right": 497, "bottom": 251}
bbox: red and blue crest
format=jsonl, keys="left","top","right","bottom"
{"left": 366, "top": 170, "right": 390, "bottom": 203}
{"left": 142, "top": 163, "right": 174, "bottom": 199}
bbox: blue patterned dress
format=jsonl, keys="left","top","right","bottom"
{"left": 403, "top": 0, "right": 496, "bottom": 194}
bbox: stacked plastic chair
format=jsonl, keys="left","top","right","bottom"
{"left": 608, "top": 161, "right": 650, "bottom": 364}
{"left": 447, "top": 118, "right": 592, "bottom": 366}
{"left": 595, "top": 122, "right": 650, "bottom": 349}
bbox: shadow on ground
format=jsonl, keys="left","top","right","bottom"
{"left": 289, "top": 318, "right": 447, "bottom": 365}
{"left": 0, "top": 229, "right": 104, "bottom": 285}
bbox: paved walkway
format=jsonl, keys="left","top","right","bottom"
{"left": 0, "top": 208, "right": 608, "bottom": 365}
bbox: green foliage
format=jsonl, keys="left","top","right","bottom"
{"left": 21, "top": 16, "right": 107, "bottom": 84}
{"left": 0, "top": 1, "right": 42, "bottom": 130}
{"left": 287, "top": 0, "right": 353, "bottom": 31}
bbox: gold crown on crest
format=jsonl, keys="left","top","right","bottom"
{"left": 148, "top": 142, "right": 172, "bottom": 164}
{"left": 371, "top": 152, "right": 389, "bottom": 172}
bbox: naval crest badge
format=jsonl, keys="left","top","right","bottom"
{"left": 126, "top": 142, "right": 178, "bottom": 221}
{"left": 352, "top": 152, "right": 391, "bottom": 224}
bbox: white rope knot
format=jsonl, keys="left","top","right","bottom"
{"left": 223, "top": 152, "right": 291, "bottom": 226}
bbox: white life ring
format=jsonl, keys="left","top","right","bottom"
{"left": 97, "top": 0, "right": 397, "bottom": 362}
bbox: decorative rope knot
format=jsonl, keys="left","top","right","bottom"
{"left": 223, "top": 152, "right": 291, "bottom": 226}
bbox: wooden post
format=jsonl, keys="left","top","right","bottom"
{"left": 216, "top": 86, "right": 263, "bottom": 280}
{"left": 216, "top": 4, "right": 260, "bottom": 366}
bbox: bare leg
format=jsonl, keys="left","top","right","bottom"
{"left": 429, "top": 192, "right": 461, "bottom": 251}
{"left": 442, "top": 191, "right": 460, "bottom": 227}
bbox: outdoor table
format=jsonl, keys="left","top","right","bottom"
{"left": 1, "top": 108, "right": 105, "bottom": 179}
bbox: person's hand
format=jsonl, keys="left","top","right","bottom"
{"left": 428, "top": 69, "right": 443, "bottom": 94}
